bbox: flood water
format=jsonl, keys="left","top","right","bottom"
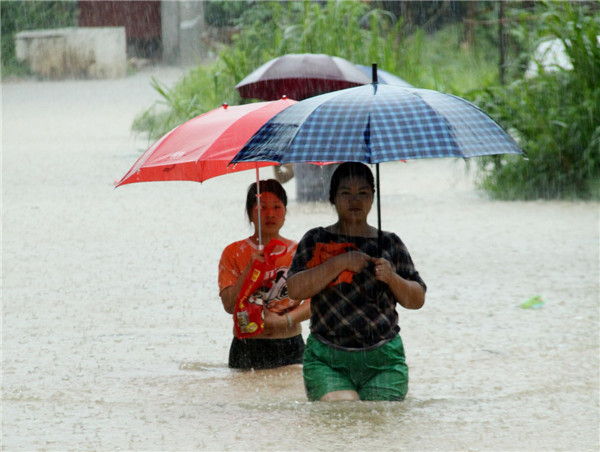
{"left": 2, "top": 66, "right": 599, "bottom": 451}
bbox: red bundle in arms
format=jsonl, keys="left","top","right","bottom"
{"left": 234, "top": 239, "right": 288, "bottom": 339}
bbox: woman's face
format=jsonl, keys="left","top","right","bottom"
{"left": 333, "top": 176, "right": 374, "bottom": 224}
{"left": 250, "top": 191, "right": 286, "bottom": 236}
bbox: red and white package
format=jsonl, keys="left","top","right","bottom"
{"left": 233, "top": 239, "right": 288, "bottom": 339}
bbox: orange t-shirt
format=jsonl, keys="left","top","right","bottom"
{"left": 218, "top": 237, "right": 300, "bottom": 314}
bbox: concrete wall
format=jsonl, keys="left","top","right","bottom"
{"left": 15, "top": 1, "right": 211, "bottom": 77}
{"left": 15, "top": 27, "right": 126, "bottom": 79}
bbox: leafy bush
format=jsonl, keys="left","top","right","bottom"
{"left": 204, "top": 1, "right": 248, "bottom": 27}
{"left": 132, "top": 61, "right": 241, "bottom": 141}
{"left": 474, "top": 1, "right": 600, "bottom": 199}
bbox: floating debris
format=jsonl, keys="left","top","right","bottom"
{"left": 520, "top": 295, "right": 546, "bottom": 309}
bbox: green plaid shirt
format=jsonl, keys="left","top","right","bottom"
{"left": 288, "top": 227, "right": 426, "bottom": 350}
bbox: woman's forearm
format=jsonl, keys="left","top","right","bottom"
{"left": 220, "top": 286, "right": 238, "bottom": 314}
{"left": 287, "top": 299, "right": 311, "bottom": 325}
{"left": 387, "top": 275, "right": 425, "bottom": 310}
{"left": 288, "top": 251, "right": 374, "bottom": 301}
{"left": 222, "top": 265, "right": 313, "bottom": 316}
{"left": 287, "top": 257, "right": 345, "bottom": 300}
{"left": 219, "top": 262, "right": 255, "bottom": 314}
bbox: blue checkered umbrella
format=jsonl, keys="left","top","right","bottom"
{"left": 230, "top": 76, "right": 524, "bottom": 252}
{"left": 231, "top": 83, "right": 523, "bottom": 165}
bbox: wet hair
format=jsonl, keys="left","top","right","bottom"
{"left": 329, "top": 162, "right": 375, "bottom": 204}
{"left": 246, "top": 179, "right": 287, "bottom": 222}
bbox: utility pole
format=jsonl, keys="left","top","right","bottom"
{"left": 498, "top": 2, "right": 507, "bottom": 85}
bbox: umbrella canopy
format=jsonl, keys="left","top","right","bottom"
{"left": 355, "top": 65, "right": 412, "bottom": 87}
{"left": 115, "top": 98, "right": 296, "bottom": 187}
{"left": 231, "top": 83, "right": 523, "bottom": 165}
{"left": 235, "top": 53, "right": 371, "bottom": 101}
{"left": 231, "top": 78, "right": 524, "bottom": 253}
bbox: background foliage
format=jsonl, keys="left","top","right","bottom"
{"left": 135, "top": 1, "right": 599, "bottom": 200}
{"left": 473, "top": 1, "right": 600, "bottom": 199}
{"left": 134, "top": 1, "right": 502, "bottom": 143}
{"left": 3, "top": 1, "right": 597, "bottom": 200}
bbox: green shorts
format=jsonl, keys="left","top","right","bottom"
{"left": 303, "top": 334, "right": 409, "bottom": 401}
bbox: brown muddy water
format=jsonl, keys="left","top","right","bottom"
{"left": 2, "top": 66, "right": 599, "bottom": 451}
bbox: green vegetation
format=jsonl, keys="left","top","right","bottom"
{"left": 1, "top": 1, "right": 77, "bottom": 76}
{"left": 133, "top": 1, "right": 501, "bottom": 140}
{"left": 5, "top": 1, "right": 596, "bottom": 199}
{"left": 474, "top": 2, "right": 599, "bottom": 199}
{"left": 131, "top": 66, "right": 241, "bottom": 144}
{"left": 134, "top": 0, "right": 599, "bottom": 200}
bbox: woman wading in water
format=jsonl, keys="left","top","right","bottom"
{"left": 218, "top": 179, "right": 310, "bottom": 369}
{"left": 287, "top": 163, "right": 426, "bottom": 401}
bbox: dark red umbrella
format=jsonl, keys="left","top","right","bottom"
{"left": 235, "top": 53, "right": 371, "bottom": 101}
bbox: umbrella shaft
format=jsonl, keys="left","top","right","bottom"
{"left": 376, "top": 163, "right": 382, "bottom": 257}
{"left": 256, "top": 166, "right": 263, "bottom": 249}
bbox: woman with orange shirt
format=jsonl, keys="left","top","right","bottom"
{"left": 218, "top": 179, "right": 310, "bottom": 369}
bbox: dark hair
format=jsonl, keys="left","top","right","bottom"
{"left": 329, "top": 162, "right": 375, "bottom": 204}
{"left": 246, "top": 179, "right": 288, "bottom": 222}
